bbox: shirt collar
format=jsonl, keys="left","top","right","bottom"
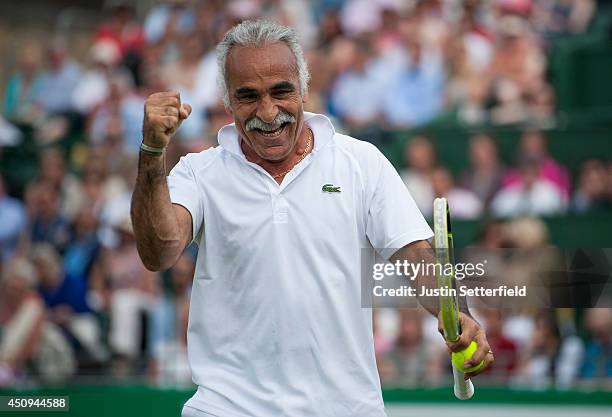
{"left": 216, "top": 112, "right": 336, "bottom": 157}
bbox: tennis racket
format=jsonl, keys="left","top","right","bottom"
{"left": 433, "top": 197, "right": 474, "bottom": 400}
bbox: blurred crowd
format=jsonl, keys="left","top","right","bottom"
{"left": 375, "top": 304, "right": 612, "bottom": 390}
{"left": 400, "top": 129, "right": 612, "bottom": 220}
{"left": 0, "top": 0, "right": 601, "bottom": 145}
{"left": 0, "top": 0, "right": 611, "bottom": 390}
{"left": 375, "top": 215, "right": 612, "bottom": 391}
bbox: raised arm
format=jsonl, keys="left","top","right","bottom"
{"left": 131, "top": 91, "right": 193, "bottom": 271}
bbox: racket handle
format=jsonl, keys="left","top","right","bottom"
{"left": 452, "top": 363, "right": 474, "bottom": 400}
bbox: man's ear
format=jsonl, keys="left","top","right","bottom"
{"left": 302, "top": 90, "right": 309, "bottom": 104}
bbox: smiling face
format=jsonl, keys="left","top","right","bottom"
{"left": 225, "top": 42, "right": 306, "bottom": 162}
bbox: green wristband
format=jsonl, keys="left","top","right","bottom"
{"left": 140, "top": 141, "right": 165, "bottom": 155}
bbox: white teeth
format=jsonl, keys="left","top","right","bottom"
{"left": 259, "top": 125, "right": 284, "bottom": 137}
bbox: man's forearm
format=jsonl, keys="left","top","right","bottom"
{"left": 392, "top": 240, "right": 471, "bottom": 317}
{"left": 131, "top": 152, "right": 183, "bottom": 271}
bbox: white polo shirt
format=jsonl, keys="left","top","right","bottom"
{"left": 168, "top": 112, "right": 432, "bottom": 417}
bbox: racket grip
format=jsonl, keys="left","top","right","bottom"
{"left": 452, "top": 363, "right": 474, "bottom": 400}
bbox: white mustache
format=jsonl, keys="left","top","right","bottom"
{"left": 246, "top": 111, "right": 295, "bottom": 132}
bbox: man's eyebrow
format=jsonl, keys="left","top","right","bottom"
{"left": 270, "top": 81, "right": 296, "bottom": 91}
{"left": 235, "top": 86, "right": 258, "bottom": 96}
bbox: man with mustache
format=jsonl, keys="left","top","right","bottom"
{"left": 132, "top": 20, "right": 493, "bottom": 417}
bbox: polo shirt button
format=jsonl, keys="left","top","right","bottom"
{"left": 274, "top": 212, "right": 288, "bottom": 222}
{"left": 273, "top": 196, "right": 288, "bottom": 223}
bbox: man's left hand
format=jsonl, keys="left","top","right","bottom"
{"left": 437, "top": 312, "right": 495, "bottom": 379}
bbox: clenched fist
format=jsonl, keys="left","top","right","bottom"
{"left": 143, "top": 91, "right": 192, "bottom": 149}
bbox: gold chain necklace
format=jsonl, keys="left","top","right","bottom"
{"left": 272, "top": 128, "right": 313, "bottom": 180}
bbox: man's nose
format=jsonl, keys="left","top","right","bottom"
{"left": 256, "top": 95, "right": 278, "bottom": 124}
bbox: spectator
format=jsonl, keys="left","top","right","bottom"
{"left": 503, "top": 216, "right": 550, "bottom": 250}
{"left": 478, "top": 307, "right": 518, "bottom": 383}
{"left": 495, "top": 0, "right": 534, "bottom": 17}
{"left": 514, "top": 311, "right": 583, "bottom": 389}
{"left": 502, "top": 308, "right": 537, "bottom": 354}
{"left": 0, "top": 175, "right": 27, "bottom": 262}
{"left": 340, "top": 0, "right": 394, "bottom": 36}
{"left": 159, "top": 33, "right": 207, "bottom": 142}
{"left": 488, "top": 15, "right": 548, "bottom": 124}
{"left": 201, "top": 99, "right": 234, "bottom": 150}
{"left": 192, "top": 43, "right": 221, "bottom": 113}
{"left": 329, "top": 39, "right": 385, "bottom": 129}
{"left": 457, "top": 1, "right": 494, "bottom": 72}
{"left": 572, "top": 159, "right": 610, "bottom": 213}
{"left": 90, "top": 217, "right": 159, "bottom": 376}
{"left": 75, "top": 148, "right": 128, "bottom": 215}
{"left": 63, "top": 207, "right": 100, "bottom": 285}
{"left": 149, "top": 254, "right": 194, "bottom": 387}
{"left": 0, "top": 115, "right": 22, "bottom": 146}
{"left": 413, "top": 0, "right": 452, "bottom": 51}
{"left": 431, "top": 166, "right": 483, "bottom": 220}
{"left": 24, "top": 181, "right": 70, "bottom": 252}
{"left": 92, "top": 112, "right": 127, "bottom": 162}
{"left": 302, "top": 49, "right": 334, "bottom": 115}
{"left": 581, "top": 308, "right": 612, "bottom": 381}
{"left": 143, "top": 0, "right": 196, "bottom": 46}
{"left": 499, "top": 217, "right": 566, "bottom": 309}
{"left": 372, "top": 7, "right": 402, "bottom": 55}
{"left": 35, "top": 39, "right": 81, "bottom": 115}
{"left": 491, "top": 157, "right": 565, "bottom": 218}
{"left": 528, "top": 79, "right": 556, "bottom": 124}
{"left": 532, "top": 0, "right": 596, "bottom": 37}
{"left": 503, "top": 130, "right": 571, "bottom": 201}
{"left": 34, "top": 148, "right": 83, "bottom": 221}
{"left": 399, "top": 135, "right": 436, "bottom": 218}
{"left": 381, "top": 37, "right": 445, "bottom": 127}
{"left": 259, "top": 0, "right": 318, "bottom": 49}
{"left": 191, "top": 18, "right": 232, "bottom": 114}
{"left": 372, "top": 309, "right": 393, "bottom": 357}
{"left": 3, "top": 42, "right": 45, "bottom": 124}
{"left": 326, "top": 35, "right": 359, "bottom": 84}
{"left": 381, "top": 309, "right": 445, "bottom": 387}
{"left": 317, "top": 8, "right": 344, "bottom": 49}
{"left": 71, "top": 41, "right": 122, "bottom": 116}
{"left": 476, "top": 220, "right": 507, "bottom": 249}
{"left": 96, "top": 158, "right": 137, "bottom": 250}
{"left": 461, "top": 133, "right": 506, "bottom": 207}
{"left": 373, "top": 309, "right": 396, "bottom": 384}
{"left": 94, "top": 4, "right": 144, "bottom": 59}
{"left": 88, "top": 70, "right": 145, "bottom": 155}
{"left": 31, "top": 244, "right": 107, "bottom": 363}
{"left": 191, "top": 1, "right": 223, "bottom": 48}
{"left": 446, "top": 29, "right": 493, "bottom": 124}
{"left": 0, "top": 258, "right": 44, "bottom": 387}
{"left": 160, "top": 32, "right": 202, "bottom": 92}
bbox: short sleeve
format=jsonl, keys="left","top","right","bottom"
{"left": 167, "top": 156, "right": 203, "bottom": 243}
{"left": 365, "top": 150, "right": 433, "bottom": 260}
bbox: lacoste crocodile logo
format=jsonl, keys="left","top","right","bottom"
{"left": 322, "top": 184, "right": 341, "bottom": 193}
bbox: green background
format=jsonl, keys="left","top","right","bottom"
{"left": 1, "top": 385, "right": 611, "bottom": 417}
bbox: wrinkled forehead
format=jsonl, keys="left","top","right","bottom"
{"left": 225, "top": 42, "right": 299, "bottom": 90}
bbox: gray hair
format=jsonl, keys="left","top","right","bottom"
{"left": 217, "top": 20, "right": 310, "bottom": 108}
{"left": 2, "top": 257, "right": 38, "bottom": 287}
